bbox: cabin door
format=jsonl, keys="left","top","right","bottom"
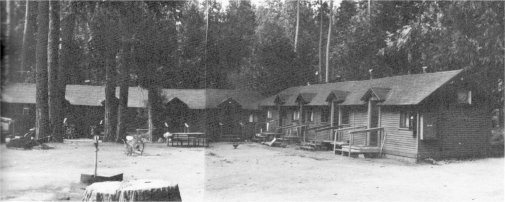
{"left": 279, "top": 108, "right": 285, "bottom": 127}
{"left": 421, "top": 112, "right": 437, "bottom": 140}
{"left": 165, "top": 98, "right": 190, "bottom": 133}
{"left": 369, "top": 101, "right": 380, "bottom": 146}
{"left": 220, "top": 103, "right": 242, "bottom": 138}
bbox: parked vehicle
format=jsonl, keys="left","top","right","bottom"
{"left": 1, "top": 117, "right": 14, "bottom": 143}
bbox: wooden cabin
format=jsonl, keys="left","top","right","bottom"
{"left": 257, "top": 70, "right": 492, "bottom": 161}
{"left": 1, "top": 83, "right": 264, "bottom": 142}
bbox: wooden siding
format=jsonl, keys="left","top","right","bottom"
{"left": 336, "top": 106, "right": 418, "bottom": 158}
{"left": 380, "top": 108, "right": 418, "bottom": 158}
{"left": 0, "top": 102, "right": 36, "bottom": 135}
{"left": 305, "top": 107, "right": 331, "bottom": 141}
{"left": 349, "top": 107, "right": 367, "bottom": 145}
{"left": 418, "top": 105, "right": 491, "bottom": 159}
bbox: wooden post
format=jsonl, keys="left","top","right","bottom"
{"left": 338, "top": 105, "right": 343, "bottom": 141}
{"left": 299, "top": 103, "right": 304, "bottom": 142}
{"left": 330, "top": 101, "right": 335, "bottom": 140}
{"left": 349, "top": 134, "right": 353, "bottom": 157}
{"left": 333, "top": 128, "right": 337, "bottom": 154}
{"left": 277, "top": 104, "right": 282, "bottom": 132}
{"left": 366, "top": 100, "right": 372, "bottom": 146}
{"left": 338, "top": 106, "right": 342, "bottom": 126}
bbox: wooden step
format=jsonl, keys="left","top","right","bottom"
{"left": 340, "top": 146, "right": 380, "bottom": 154}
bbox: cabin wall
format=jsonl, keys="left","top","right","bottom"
{"left": 417, "top": 79, "right": 492, "bottom": 160}
{"left": 304, "top": 107, "right": 326, "bottom": 140}
{"left": 0, "top": 102, "right": 36, "bottom": 135}
{"left": 417, "top": 105, "right": 491, "bottom": 159}
{"left": 336, "top": 105, "right": 418, "bottom": 158}
{"left": 204, "top": 108, "right": 256, "bottom": 141}
{"left": 348, "top": 106, "right": 367, "bottom": 145}
{"left": 380, "top": 107, "right": 418, "bottom": 158}
{"left": 267, "top": 106, "right": 279, "bottom": 131}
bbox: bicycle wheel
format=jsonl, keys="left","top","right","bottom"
{"left": 136, "top": 142, "right": 145, "bottom": 155}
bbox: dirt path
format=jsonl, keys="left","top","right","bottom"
{"left": 0, "top": 142, "right": 503, "bottom": 201}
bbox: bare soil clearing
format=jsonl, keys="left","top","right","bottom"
{"left": 0, "top": 142, "right": 503, "bottom": 202}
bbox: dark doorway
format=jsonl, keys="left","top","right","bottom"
{"left": 218, "top": 98, "right": 242, "bottom": 140}
{"left": 164, "top": 98, "right": 190, "bottom": 133}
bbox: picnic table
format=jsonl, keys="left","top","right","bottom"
{"left": 254, "top": 132, "right": 283, "bottom": 142}
{"left": 169, "top": 132, "right": 208, "bottom": 147}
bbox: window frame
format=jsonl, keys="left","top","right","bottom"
{"left": 305, "top": 109, "right": 314, "bottom": 122}
{"left": 399, "top": 111, "right": 418, "bottom": 135}
{"left": 456, "top": 89, "right": 472, "bottom": 105}
{"left": 292, "top": 110, "right": 300, "bottom": 121}
{"left": 22, "top": 106, "right": 30, "bottom": 115}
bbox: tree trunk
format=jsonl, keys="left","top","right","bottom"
{"left": 4, "top": 0, "right": 14, "bottom": 82}
{"left": 20, "top": 0, "right": 38, "bottom": 79}
{"left": 147, "top": 87, "right": 160, "bottom": 142}
{"left": 48, "top": 0, "right": 61, "bottom": 142}
{"left": 35, "top": 0, "right": 50, "bottom": 140}
{"left": 147, "top": 88, "right": 155, "bottom": 141}
{"left": 325, "top": 0, "right": 333, "bottom": 83}
{"left": 294, "top": 0, "right": 300, "bottom": 52}
{"left": 59, "top": 0, "right": 76, "bottom": 128}
{"left": 116, "top": 41, "right": 131, "bottom": 142}
{"left": 83, "top": 180, "right": 181, "bottom": 201}
{"left": 104, "top": 56, "right": 117, "bottom": 142}
{"left": 318, "top": 0, "right": 323, "bottom": 83}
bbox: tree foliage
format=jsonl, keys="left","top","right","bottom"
{"left": 3, "top": 0, "right": 503, "bottom": 102}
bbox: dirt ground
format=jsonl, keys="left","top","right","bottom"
{"left": 0, "top": 141, "right": 503, "bottom": 202}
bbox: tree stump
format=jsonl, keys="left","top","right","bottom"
{"left": 83, "top": 180, "right": 182, "bottom": 201}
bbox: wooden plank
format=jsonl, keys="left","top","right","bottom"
{"left": 349, "top": 127, "right": 384, "bottom": 134}
{"left": 315, "top": 125, "right": 340, "bottom": 132}
{"left": 341, "top": 145, "right": 380, "bottom": 153}
{"left": 306, "top": 123, "right": 332, "bottom": 131}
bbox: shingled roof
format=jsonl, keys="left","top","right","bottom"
{"left": 326, "top": 90, "right": 349, "bottom": 103}
{"left": 1, "top": 84, "right": 264, "bottom": 110}
{"left": 295, "top": 93, "right": 317, "bottom": 104}
{"left": 361, "top": 87, "right": 391, "bottom": 102}
{"left": 258, "top": 69, "right": 463, "bottom": 106}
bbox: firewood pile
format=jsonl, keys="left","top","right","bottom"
{"left": 83, "top": 179, "right": 181, "bottom": 201}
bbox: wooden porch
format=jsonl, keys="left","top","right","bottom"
{"left": 334, "top": 127, "right": 387, "bottom": 158}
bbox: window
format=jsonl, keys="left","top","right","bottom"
{"left": 249, "top": 114, "right": 255, "bottom": 122}
{"left": 400, "top": 111, "right": 418, "bottom": 135}
{"left": 305, "top": 109, "right": 314, "bottom": 122}
{"left": 22, "top": 106, "right": 30, "bottom": 115}
{"left": 321, "top": 107, "right": 330, "bottom": 123}
{"left": 267, "top": 110, "right": 272, "bottom": 119}
{"left": 341, "top": 108, "right": 350, "bottom": 125}
{"left": 457, "top": 89, "right": 472, "bottom": 104}
{"left": 292, "top": 110, "right": 300, "bottom": 120}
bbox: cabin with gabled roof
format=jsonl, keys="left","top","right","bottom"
{"left": 1, "top": 83, "right": 264, "bottom": 142}
{"left": 257, "top": 69, "right": 492, "bottom": 161}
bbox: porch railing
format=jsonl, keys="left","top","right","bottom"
{"left": 332, "top": 126, "right": 367, "bottom": 152}
{"left": 341, "top": 127, "right": 386, "bottom": 157}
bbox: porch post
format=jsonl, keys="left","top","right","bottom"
{"left": 338, "top": 105, "right": 342, "bottom": 126}
{"left": 299, "top": 102, "right": 304, "bottom": 142}
{"left": 277, "top": 104, "right": 281, "bottom": 132}
{"left": 367, "top": 100, "right": 372, "bottom": 145}
{"left": 330, "top": 101, "right": 335, "bottom": 140}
